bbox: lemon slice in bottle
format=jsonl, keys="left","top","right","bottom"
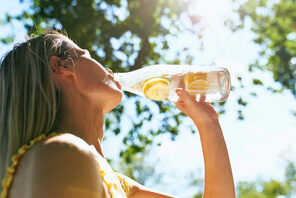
{"left": 184, "top": 73, "right": 210, "bottom": 95}
{"left": 142, "top": 77, "right": 170, "bottom": 101}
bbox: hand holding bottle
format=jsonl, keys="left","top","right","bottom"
{"left": 174, "top": 88, "right": 219, "bottom": 126}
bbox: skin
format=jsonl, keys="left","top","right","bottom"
{"left": 9, "top": 40, "right": 235, "bottom": 198}
{"left": 49, "top": 42, "right": 123, "bottom": 157}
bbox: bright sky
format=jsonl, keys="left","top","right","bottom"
{"left": 1, "top": 0, "right": 296, "bottom": 196}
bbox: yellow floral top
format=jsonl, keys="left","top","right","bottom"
{"left": 0, "top": 132, "right": 129, "bottom": 198}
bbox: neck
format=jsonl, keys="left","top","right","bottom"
{"left": 55, "top": 98, "right": 105, "bottom": 157}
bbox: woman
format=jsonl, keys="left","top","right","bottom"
{"left": 0, "top": 30, "right": 235, "bottom": 198}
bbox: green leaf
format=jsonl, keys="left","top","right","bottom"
{"left": 253, "top": 78, "right": 264, "bottom": 85}
{"left": 238, "top": 97, "right": 248, "bottom": 106}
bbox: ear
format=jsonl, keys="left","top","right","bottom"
{"left": 50, "top": 56, "right": 76, "bottom": 83}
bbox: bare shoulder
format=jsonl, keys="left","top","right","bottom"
{"left": 41, "top": 133, "right": 91, "bottom": 152}
{"left": 11, "top": 133, "right": 107, "bottom": 198}
{"left": 30, "top": 132, "right": 93, "bottom": 162}
{"left": 29, "top": 133, "right": 95, "bottom": 172}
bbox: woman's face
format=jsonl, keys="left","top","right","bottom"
{"left": 64, "top": 43, "right": 123, "bottom": 114}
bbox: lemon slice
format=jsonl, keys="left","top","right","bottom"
{"left": 142, "top": 77, "right": 170, "bottom": 101}
{"left": 184, "top": 73, "right": 210, "bottom": 95}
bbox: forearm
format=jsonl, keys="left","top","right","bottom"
{"left": 194, "top": 118, "right": 235, "bottom": 198}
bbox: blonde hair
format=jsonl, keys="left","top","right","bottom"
{"left": 0, "top": 30, "right": 74, "bottom": 186}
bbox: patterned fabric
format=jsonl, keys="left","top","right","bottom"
{"left": 115, "top": 173, "right": 129, "bottom": 196}
{"left": 0, "top": 133, "right": 129, "bottom": 198}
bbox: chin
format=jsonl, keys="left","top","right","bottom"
{"left": 115, "top": 94, "right": 123, "bottom": 106}
{"left": 115, "top": 89, "right": 123, "bottom": 103}
{"left": 103, "top": 92, "right": 123, "bottom": 114}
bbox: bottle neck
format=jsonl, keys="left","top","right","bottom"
{"left": 114, "top": 72, "right": 130, "bottom": 91}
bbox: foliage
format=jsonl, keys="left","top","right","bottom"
{"left": 1, "top": 0, "right": 295, "bottom": 195}
{"left": 4, "top": 0, "right": 206, "bottom": 164}
{"left": 116, "top": 147, "right": 296, "bottom": 198}
{"left": 227, "top": 0, "right": 296, "bottom": 97}
{"left": 116, "top": 144, "right": 204, "bottom": 198}
{"left": 237, "top": 161, "right": 296, "bottom": 198}
{"left": 115, "top": 145, "right": 163, "bottom": 186}
{"left": 0, "top": 18, "right": 15, "bottom": 45}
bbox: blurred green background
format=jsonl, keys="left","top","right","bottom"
{"left": 0, "top": 0, "right": 295, "bottom": 197}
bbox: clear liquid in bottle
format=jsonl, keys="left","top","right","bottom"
{"left": 114, "top": 65, "right": 231, "bottom": 102}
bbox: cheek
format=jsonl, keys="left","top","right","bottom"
{"left": 76, "top": 67, "right": 108, "bottom": 93}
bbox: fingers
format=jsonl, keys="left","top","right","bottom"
{"left": 173, "top": 88, "right": 217, "bottom": 122}
{"left": 175, "top": 88, "right": 207, "bottom": 102}
{"left": 199, "top": 94, "right": 206, "bottom": 102}
{"left": 174, "top": 88, "right": 209, "bottom": 109}
{"left": 175, "top": 88, "right": 195, "bottom": 104}
{"left": 175, "top": 88, "right": 188, "bottom": 98}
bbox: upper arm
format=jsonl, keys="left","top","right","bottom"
{"left": 28, "top": 136, "right": 107, "bottom": 198}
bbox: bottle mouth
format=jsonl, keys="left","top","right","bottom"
{"left": 113, "top": 73, "right": 120, "bottom": 81}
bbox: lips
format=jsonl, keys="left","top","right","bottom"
{"left": 108, "top": 73, "right": 121, "bottom": 90}
{"left": 115, "top": 80, "right": 122, "bottom": 90}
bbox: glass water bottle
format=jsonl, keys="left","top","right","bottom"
{"left": 114, "top": 65, "right": 231, "bottom": 102}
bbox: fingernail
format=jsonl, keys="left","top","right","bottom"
{"left": 176, "top": 89, "right": 184, "bottom": 94}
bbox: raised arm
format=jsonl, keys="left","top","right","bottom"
{"left": 119, "top": 89, "right": 234, "bottom": 198}
{"left": 174, "top": 89, "right": 235, "bottom": 198}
